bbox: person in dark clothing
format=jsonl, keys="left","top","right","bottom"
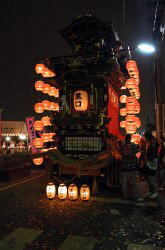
{"left": 157, "top": 137, "right": 165, "bottom": 190}
{"left": 140, "top": 132, "right": 159, "bottom": 198}
{"left": 121, "top": 134, "right": 143, "bottom": 202}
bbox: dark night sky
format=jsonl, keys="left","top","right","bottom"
{"left": 0, "top": 0, "right": 155, "bottom": 129}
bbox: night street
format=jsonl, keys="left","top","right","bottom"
{"left": 0, "top": 169, "right": 165, "bottom": 250}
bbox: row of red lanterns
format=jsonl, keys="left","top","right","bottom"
{"left": 34, "top": 102, "right": 59, "bottom": 113}
{"left": 119, "top": 60, "right": 141, "bottom": 137}
{"left": 35, "top": 81, "right": 59, "bottom": 98}
{"left": 126, "top": 60, "right": 140, "bottom": 85}
{"left": 46, "top": 183, "right": 90, "bottom": 201}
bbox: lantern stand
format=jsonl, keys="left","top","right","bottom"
{"left": 92, "top": 176, "right": 99, "bottom": 194}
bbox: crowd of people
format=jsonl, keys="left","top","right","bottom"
{"left": 119, "top": 132, "right": 165, "bottom": 204}
{"left": 2, "top": 141, "right": 27, "bottom": 154}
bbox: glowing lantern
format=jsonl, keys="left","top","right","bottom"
{"left": 126, "top": 60, "right": 138, "bottom": 72}
{"left": 58, "top": 184, "right": 67, "bottom": 200}
{"left": 33, "top": 138, "right": 44, "bottom": 148}
{"left": 68, "top": 184, "right": 78, "bottom": 200}
{"left": 42, "top": 84, "right": 51, "bottom": 94}
{"left": 131, "top": 133, "right": 141, "bottom": 144}
{"left": 35, "top": 80, "right": 44, "bottom": 91}
{"left": 42, "top": 100, "right": 50, "bottom": 110}
{"left": 41, "top": 133, "right": 51, "bottom": 142}
{"left": 33, "top": 157, "right": 44, "bottom": 165}
{"left": 120, "top": 120, "right": 126, "bottom": 128}
{"left": 74, "top": 90, "right": 88, "bottom": 111}
{"left": 34, "top": 103, "right": 44, "bottom": 113}
{"left": 42, "top": 68, "right": 56, "bottom": 78}
{"left": 134, "top": 116, "right": 141, "bottom": 128}
{"left": 120, "top": 95, "right": 127, "bottom": 103}
{"left": 46, "top": 182, "right": 56, "bottom": 199}
{"left": 41, "top": 116, "right": 51, "bottom": 126}
{"left": 125, "top": 124, "right": 137, "bottom": 134}
{"left": 35, "top": 64, "right": 45, "bottom": 74}
{"left": 120, "top": 108, "right": 127, "bottom": 116}
{"left": 34, "top": 120, "right": 44, "bottom": 131}
{"left": 125, "top": 78, "right": 137, "bottom": 89}
{"left": 48, "top": 87, "right": 59, "bottom": 97}
{"left": 126, "top": 115, "right": 135, "bottom": 123}
{"left": 80, "top": 184, "right": 90, "bottom": 201}
{"left": 49, "top": 102, "right": 59, "bottom": 111}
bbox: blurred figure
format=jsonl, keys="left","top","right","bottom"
{"left": 140, "top": 132, "right": 159, "bottom": 198}
{"left": 157, "top": 136, "right": 165, "bottom": 190}
{"left": 120, "top": 134, "right": 143, "bottom": 203}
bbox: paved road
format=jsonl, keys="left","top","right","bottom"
{"left": 0, "top": 171, "right": 164, "bottom": 250}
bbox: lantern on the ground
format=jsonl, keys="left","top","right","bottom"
{"left": 58, "top": 184, "right": 67, "bottom": 200}
{"left": 33, "top": 138, "right": 44, "bottom": 148}
{"left": 33, "top": 157, "right": 44, "bottom": 165}
{"left": 35, "top": 64, "right": 45, "bottom": 74}
{"left": 35, "top": 80, "right": 45, "bottom": 91}
{"left": 120, "top": 120, "right": 126, "bottom": 128}
{"left": 49, "top": 102, "right": 59, "bottom": 111}
{"left": 34, "top": 120, "right": 44, "bottom": 131}
{"left": 74, "top": 90, "right": 88, "bottom": 111}
{"left": 119, "top": 95, "right": 127, "bottom": 103}
{"left": 68, "top": 184, "right": 78, "bottom": 200}
{"left": 46, "top": 182, "right": 56, "bottom": 199}
{"left": 42, "top": 84, "right": 51, "bottom": 94}
{"left": 80, "top": 184, "right": 90, "bottom": 201}
{"left": 42, "top": 100, "right": 50, "bottom": 110}
{"left": 120, "top": 108, "right": 127, "bottom": 116}
{"left": 34, "top": 103, "right": 44, "bottom": 113}
{"left": 41, "top": 116, "right": 51, "bottom": 126}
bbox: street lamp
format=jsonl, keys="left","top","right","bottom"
{"left": 137, "top": 43, "right": 155, "bottom": 54}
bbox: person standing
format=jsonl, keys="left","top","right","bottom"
{"left": 141, "top": 132, "right": 159, "bottom": 198}
{"left": 121, "top": 134, "right": 143, "bottom": 203}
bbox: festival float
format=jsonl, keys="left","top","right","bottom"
{"left": 31, "top": 15, "right": 141, "bottom": 186}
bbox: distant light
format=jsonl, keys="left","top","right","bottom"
{"left": 19, "top": 134, "right": 26, "bottom": 140}
{"left": 5, "top": 136, "right": 11, "bottom": 141}
{"left": 137, "top": 43, "right": 155, "bottom": 54}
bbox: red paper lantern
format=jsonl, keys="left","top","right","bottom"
{"left": 119, "top": 95, "right": 127, "bottom": 103}
{"left": 42, "top": 100, "right": 50, "bottom": 110}
{"left": 33, "top": 138, "right": 44, "bottom": 148}
{"left": 125, "top": 124, "right": 137, "bottom": 134}
{"left": 34, "top": 120, "right": 44, "bottom": 131}
{"left": 42, "top": 84, "right": 51, "bottom": 94}
{"left": 120, "top": 120, "right": 126, "bottom": 128}
{"left": 125, "top": 78, "right": 137, "bottom": 89}
{"left": 49, "top": 102, "right": 59, "bottom": 111}
{"left": 131, "top": 134, "right": 141, "bottom": 144}
{"left": 48, "top": 87, "right": 59, "bottom": 97}
{"left": 35, "top": 80, "right": 45, "bottom": 91}
{"left": 34, "top": 103, "right": 44, "bottom": 113}
{"left": 35, "top": 64, "right": 45, "bottom": 74}
{"left": 120, "top": 108, "right": 127, "bottom": 116}
{"left": 41, "top": 116, "right": 51, "bottom": 126}
{"left": 41, "top": 133, "right": 51, "bottom": 142}
{"left": 126, "top": 60, "right": 138, "bottom": 72}
{"left": 33, "top": 157, "right": 44, "bottom": 165}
